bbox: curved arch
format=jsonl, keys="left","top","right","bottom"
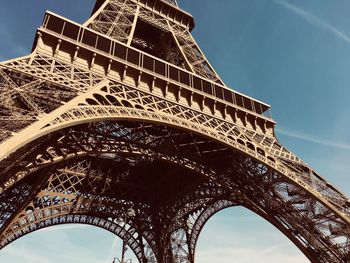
{"left": 162, "top": 179, "right": 343, "bottom": 262}
{"left": 0, "top": 107, "right": 347, "bottom": 227}
{"left": 121, "top": 100, "right": 133, "bottom": 108}
{"left": 4, "top": 131, "right": 217, "bottom": 197}
{"left": 85, "top": 98, "right": 99, "bottom": 105}
{"left": 0, "top": 1, "right": 347, "bottom": 261}
{"left": 156, "top": 159, "right": 349, "bottom": 263}
{"left": 1, "top": 209, "right": 155, "bottom": 263}
{"left": 0, "top": 113, "right": 349, "bottom": 262}
{"left": 93, "top": 94, "right": 111, "bottom": 106}
{"left": 164, "top": 181, "right": 332, "bottom": 263}
{"left": 189, "top": 201, "right": 317, "bottom": 263}
{"left": 189, "top": 200, "right": 236, "bottom": 257}
{"left": 105, "top": 95, "right": 123, "bottom": 106}
{"left": 0, "top": 141, "right": 216, "bottom": 263}
{"left": 257, "top": 147, "right": 265, "bottom": 156}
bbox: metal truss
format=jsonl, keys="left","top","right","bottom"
{"left": 0, "top": 118, "right": 349, "bottom": 262}
{"left": 0, "top": 159, "right": 158, "bottom": 263}
{"left": 0, "top": 57, "right": 279, "bottom": 160}
{"left": 86, "top": 0, "right": 139, "bottom": 44}
{"left": 0, "top": 0, "right": 349, "bottom": 262}
{"left": 167, "top": 22, "right": 224, "bottom": 84}
{"left": 85, "top": 0, "right": 223, "bottom": 83}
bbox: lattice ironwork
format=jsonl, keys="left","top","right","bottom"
{"left": 0, "top": 0, "right": 349, "bottom": 262}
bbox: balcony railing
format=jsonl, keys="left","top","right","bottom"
{"left": 39, "top": 11, "right": 272, "bottom": 120}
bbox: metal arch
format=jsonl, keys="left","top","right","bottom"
{"left": 0, "top": 56, "right": 347, "bottom": 227}
{"left": 145, "top": 166, "right": 348, "bottom": 263}
{"left": 0, "top": 54, "right": 312, "bottom": 172}
{"left": 225, "top": 158, "right": 350, "bottom": 262}
{"left": 149, "top": 149, "right": 350, "bottom": 262}
{"left": 0, "top": 54, "right": 303, "bottom": 171}
{"left": 0, "top": 111, "right": 348, "bottom": 262}
{"left": 0, "top": 95, "right": 347, "bottom": 227}
{"left": 187, "top": 200, "right": 237, "bottom": 259}
{"left": 163, "top": 178, "right": 348, "bottom": 263}
{"left": 0, "top": 122, "right": 218, "bottom": 194}
{"left": 1, "top": 212, "right": 154, "bottom": 263}
{"left": 0, "top": 118, "right": 348, "bottom": 262}
{"left": 186, "top": 198, "right": 327, "bottom": 263}
{"left": 0, "top": 72, "right": 349, "bottom": 258}
{"left": 0, "top": 158, "right": 160, "bottom": 263}
{"left": 0, "top": 0, "right": 349, "bottom": 261}
{"left": 167, "top": 199, "right": 237, "bottom": 262}
{"left": 166, "top": 182, "right": 348, "bottom": 263}
{"left": 158, "top": 183, "right": 238, "bottom": 262}
{"left": 0, "top": 123, "right": 223, "bottom": 263}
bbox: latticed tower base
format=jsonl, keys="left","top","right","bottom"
{"left": 0, "top": 0, "right": 349, "bottom": 262}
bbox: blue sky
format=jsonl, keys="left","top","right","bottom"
{"left": 0, "top": 0, "right": 350, "bottom": 262}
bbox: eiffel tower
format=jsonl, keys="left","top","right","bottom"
{"left": 0, "top": 0, "right": 349, "bottom": 262}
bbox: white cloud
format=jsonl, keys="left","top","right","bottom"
{"left": 104, "top": 236, "right": 120, "bottom": 263}
{"left": 0, "top": 225, "right": 103, "bottom": 263}
{"left": 195, "top": 208, "right": 309, "bottom": 263}
{"left": 274, "top": 0, "right": 350, "bottom": 44}
{"left": 276, "top": 126, "right": 350, "bottom": 150}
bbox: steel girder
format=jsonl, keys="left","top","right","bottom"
{"left": 0, "top": 118, "right": 349, "bottom": 262}
{"left": 0, "top": 0, "right": 349, "bottom": 262}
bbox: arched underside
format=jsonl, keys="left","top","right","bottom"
{"left": 188, "top": 201, "right": 310, "bottom": 263}
{"left": 0, "top": 0, "right": 348, "bottom": 261}
{"left": 1, "top": 59, "right": 348, "bottom": 228}
{"left": 0, "top": 119, "right": 349, "bottom": 263}
{"left": 3, "top": 213, "right": 155, "bottom": 263}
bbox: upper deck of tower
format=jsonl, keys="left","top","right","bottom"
{"left": 32, "top": 0, "right": 275, "bottom": 134}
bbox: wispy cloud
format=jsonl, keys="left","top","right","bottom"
{"left": 276, "top": 126, "right": 350, "bottom": 150}
{"left": 274, "top": 0, "right": 350, "bottom": 43}
{"left": 104, "top": 236, "right": 120, "bottom": 263}
{"left": 196, "top": 207, "right": 309, "bottom": 263}
{"left": 0, "top": 228, "right": 99, "bottom": 263}
{"left": 1, "top": 246, "right": 50, "bottom": 263}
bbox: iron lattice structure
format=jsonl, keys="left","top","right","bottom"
{"left": 0, "top": 0, "right": 349, "bottom": 262}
